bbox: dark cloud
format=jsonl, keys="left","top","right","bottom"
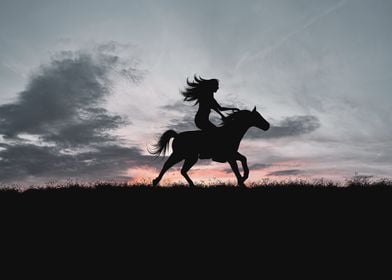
{"left": 160, "top": 101, "right": 198, "bottom": 132}
{"left": 246, "top": 115, "right": 320, "bottom": 139}
{"left": 249, "top": 163, "right": 271, "bottom": 170}
{"left": 0, "top": 142, "right": 157, "bottom": 183}
{"left": 267, "top": 169, "right": 303, "bottom": 177}
{"left": 165, "top": 114, "right": 198, "bottom": 132}
{"left": 161, "top": 101, "right": 193, "bottom": 114}
{"left": 0, "top": 48, "right": 138, "bottom": 144}
{"left": 43, "top": 107, "right": 126, "bottom": 146}
{"left": 0, "top": 43, "right": 149, "bottom": 184}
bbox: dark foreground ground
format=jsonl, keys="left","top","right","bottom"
{"left": 2, "top": 180, "right": 391, "bottom": 231}
{"left": 1, "top": 179, "right": 391, "bottom": 260}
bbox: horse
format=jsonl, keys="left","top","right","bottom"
{"left": 150, "top": 107, "right": 270, "bottom": 187}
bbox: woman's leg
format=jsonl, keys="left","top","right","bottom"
{"left": 197, "top": 121, "right": 217, "bottom": 159}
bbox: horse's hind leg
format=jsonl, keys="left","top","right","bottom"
{"left": 153, "top": 153, "right": 183, "bottom": 187}
{"left": 180, "top": 155, "right": 198, "bottom": 188}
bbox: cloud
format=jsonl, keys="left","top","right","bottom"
{"left": 267, "top": 169, "right": 303, "bottom": 177}
{"left": 235, "top": 0, "right": 348, "bottom": 70}
{"left": 249, "top": 163, "right": 271, "bottom": 170}
{"left": 246, "top": 115, "right": 320, "bottom": 139}
{"left": 160, "top": 101, "right": 199, "bottom": 132}
{"left": 167, "top": 114, "right": 198, "bottom": 132}
{"left": 0, "top": 142, "right": 158, "bottom": 183}
{"left": 161, "top": 101, "right": 192, "bottom": 114}
{"left": 0, "top": 43, "right": 151, "bottom": 184}
{"left": 0, "top": 47, "right": 140, "bottom": 145}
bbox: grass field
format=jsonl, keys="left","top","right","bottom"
{"left": 1, "top": 178, "right": 391, "bottom": 212}
{"left": 1, "top": 178, "right": 391, "bottom": 194}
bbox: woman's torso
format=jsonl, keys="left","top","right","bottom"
{"left": 195, "top": 92, "right": 215, "bottom": 130}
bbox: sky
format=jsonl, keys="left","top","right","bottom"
{"left": 0, "top": 0, "right": 391, "bottom": 186}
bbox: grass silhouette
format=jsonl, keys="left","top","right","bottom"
{"left": 1, "top": 178, "right": 391, "bottom": 195}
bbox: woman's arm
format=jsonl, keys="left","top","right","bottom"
{"left": 209, "top": 99, "right": 225, "bottom": 119}
{"left": 220, "top": 106, "right": 240, "bottom": 112}
{"left": 212, "top": 98, "right": 239, "bottom": 112}
{"left": 213, "top": 108, "right": 226, "bottom": 119}
{"left": 211, "top": 98, "right": 239, "bottom": 113}
{"left": 211, "top": 98, "right": 238, "bottom": 119}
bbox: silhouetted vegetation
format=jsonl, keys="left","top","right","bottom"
{"left": 1, "top": 178, "right": 391, "bottom": 195}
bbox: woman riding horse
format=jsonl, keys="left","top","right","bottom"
{"left": 149, "top": 76, "right": 270, "bottom": 187}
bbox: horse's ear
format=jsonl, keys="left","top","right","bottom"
{"left": 252, "top": 106, "right": 257, "bottom": 112}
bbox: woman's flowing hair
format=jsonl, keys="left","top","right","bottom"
{"left": 181, "top": 75, "right": 219, "bottom": 105}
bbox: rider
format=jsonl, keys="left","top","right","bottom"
{"left": 181, "top": 75, "right": 239, "bottom": 131}
{"left": 181, "top": 76, "right": 239, "bottom": 159}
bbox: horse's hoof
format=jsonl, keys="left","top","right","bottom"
{"left": 152, "top": 178, "right": 159, "bottom": 187}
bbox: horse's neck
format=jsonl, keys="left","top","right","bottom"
{"left": 226, "top": 122, "right": 251, "bottom": 143}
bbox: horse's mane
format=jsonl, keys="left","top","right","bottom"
{"left": 221, "top": 110, "right": 250, "bottom": 126}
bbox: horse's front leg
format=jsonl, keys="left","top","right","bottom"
{"left": 228, "top": 160, "right": 246, "bottom": 188}
{"left": 236, "top": 152, "right": 249, "bottom": 182}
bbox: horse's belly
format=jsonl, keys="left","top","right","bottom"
{"left": 173, "top": 131, "right": 234, "bottom": 160}
{"left": 173, "top": 131, "right": 204, "bottom": 151}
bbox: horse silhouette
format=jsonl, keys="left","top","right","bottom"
{"left": 150, "top": 107, "right": 270, "bottom": 187}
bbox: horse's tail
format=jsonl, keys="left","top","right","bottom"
{"left": 148, "top": 130, "right": 178, "bottom": 157}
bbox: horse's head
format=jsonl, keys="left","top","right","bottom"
{"left": 223, "top": 107, "right": 270, "bottom": 131}
{"left": 251, "top": 106, "right": 270, "bottom": 131}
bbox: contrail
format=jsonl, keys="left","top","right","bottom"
{"left": 235, "top": 0, "right": 348, "bottom": 71}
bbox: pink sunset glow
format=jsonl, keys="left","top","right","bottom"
{"left": 127, "top": 158, "right": 351, "bottom": 186}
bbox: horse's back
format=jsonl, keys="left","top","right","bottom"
{"left": 172, "top": 130, "right": 203, "bottom": 151}
{"left": 174, "top": 129, "right": 224, "bottom": 153}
